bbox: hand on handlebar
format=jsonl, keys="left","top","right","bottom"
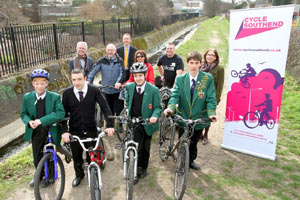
{"left": 62, "top": 132, "right": 71, "bottom": 143}
{"left": 149, "top": 117, "right": 158, "bottom": 124}
{"left": 115, "top": 82, "right": 121, "bottom": 89}
{"left": 105, "top": 128, "right": 114, "bottom": 137}
{"left": 163, "top": 108, "right": 173, "bottom": 116}
{"left": 209, "top": 115, "right": 217, "bottom": 122}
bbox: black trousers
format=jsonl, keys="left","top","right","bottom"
{"left": 32, "top": 127, "right": 48, "bottom": 169}
{"left": 104, "top": 93, "right": 124, "bottom": 116}
{"left": 178, "top": 126, "right": 203, "bottom": 164}
{"left": 70, "top": 130, "right": 97, "bottom": 178}
{"left": 133, "top": 125, "right": 152, "bottom": 170}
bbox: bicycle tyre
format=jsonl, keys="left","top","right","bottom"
{"left": 231, "top": 70, "right": 238, "bottom": 78}
{"left": 174, "top": 142, "right": 189, "bottom": 200}
{"left": 159, "top": 116, "right": 175, "bottom": 161}
{"left": 90, "top": 167, "right": 101, "bottom": 200}
{"left": 96, "top": 105, "right": 104, "bottom": 128}
{"left": 266, "top": 117, "right": 275, "bottom": 130}
{"left": 116, "top": 108, "right": 128, "bottom": 142}
{"left": 243, "top": 112, "right": 259, "bottom": 129}
{"left": 126, "top": 150, "right": 135, "bottom": 200}
{"left": 99, "top": 138, "right": 105, "bottom": 170}
{"left": 34, "top": 153, "right": 65, "bottom": 200}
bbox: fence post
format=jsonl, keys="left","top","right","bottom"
{"left": 102, "top": 20, "right": 106, "bottom": 45}
{"left": 118, "top": 19, "right": 121, "bottom": 39}
{"left": 130, "top": 18, "right": 133, "bottom": 36}
{"left": 52, "top": 24, "right": 59, "bottom": 60}
{"left": 10, "top": 26, "right": 19, "bottom": 71}
{"left": 81, "top": 21, "right": 85, "bottom": 41}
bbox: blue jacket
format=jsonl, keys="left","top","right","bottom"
{"left": 87, "top": 55, "right": 125, "bottom": 94}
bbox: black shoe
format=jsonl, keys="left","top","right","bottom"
{"left": 134, "top": 178, "right": 139, "bottom": 185}
{"left": 139, "top": 169, "right": 147, "bottom": 178}
{"left": 190, "top": 162, "right": 201, "bottom": 170}
{"left": 72, "top": 176, "right": 84, "bottom": 187}
{"left": 29, "top": 178, "right": 34, "bottom": 187}
{"left": 41, "top": 180, "right": 49, "bottom": 188}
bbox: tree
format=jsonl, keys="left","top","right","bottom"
{"left": 273, "top": 0, "right": 293, "bottom": 5}
{"left": 72, "top": 0, "right": 89, "bottom": 7}
{"left": 0, "top": 0, "right": 29, "bottom": 27}
{"left": 79, "top": 1, "right": 108, "bottom": 20}
{"left": 203, "top": 0, "right": 221, "bottom": 17}
{"left": 18, "top": 0, "right": 42, "bottom": 23}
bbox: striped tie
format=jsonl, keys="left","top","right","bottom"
{"left": 124, "top": 47, "right": 128, "bottom": 69}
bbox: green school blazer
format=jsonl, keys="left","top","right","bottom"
{"left": 168, "top": 71, "right": 216, "bottom": 130}
{"left": 125, "top": 82, "right": 162, "bottom": 136}
{"left": 21, "top": 90, "right": 65, "bottom": 146}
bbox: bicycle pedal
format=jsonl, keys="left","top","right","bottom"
{"left": 114, "top": 143, "right": 123, "bottom": 150}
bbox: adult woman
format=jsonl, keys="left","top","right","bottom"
{"left": 127, "top": 50, "right": 155, "bottom": 85}
{"left": 200, "top": 48, "right": 224, "bottom": 145}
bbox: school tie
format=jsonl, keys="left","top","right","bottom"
{"left": 78, "top": 91, "right": 84, "bottom": 102}
{"left": 138, "top": 87, "right": 142, "bottom": 94}
{"left": 124, "top": 47, "right": 128, "bottom": 69}
{"left": 190, "top": 79, "right": 196, "bottom": 102}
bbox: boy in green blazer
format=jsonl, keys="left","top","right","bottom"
{"left": 21, "top": 69, "right": 65, "bottom": 187}
{"left": 164, "top": 51, "right": 217, "bottom": 170}
{"left": 125, "top": 62, "right": 161, "bottom": 183}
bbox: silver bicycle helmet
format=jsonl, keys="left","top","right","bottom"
{"left": 130, "top": 62, "right": 147, "bottom": 74}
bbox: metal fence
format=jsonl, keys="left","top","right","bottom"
{"left": 0, "top": 13, "right": 199, "bottom": 77}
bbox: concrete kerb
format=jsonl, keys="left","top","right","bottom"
{"left": 0, "top": 17, "right": 203, "bottom": 149}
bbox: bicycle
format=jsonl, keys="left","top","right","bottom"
{"left": 231, "top": 69, "right": 250, "bottom": 88}
{"left": 109, "top": 115, "right": 150, "bottom": 200}
{"left": 34, "top": 118, "right": 72, "bottom": 200}
{"left": 243, "top": 105, "right": 275, "bottom": 129}
{"left": 69, "top": 128, "right": 107, "bottom": 200}
{"left": 159, "top": 114, "right": 211, "bottom": 200}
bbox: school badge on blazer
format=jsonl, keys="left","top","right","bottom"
{"left": 148, "top": 104, "right": 153, "bottom": 109}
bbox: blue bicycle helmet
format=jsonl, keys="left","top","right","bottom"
{"left": 30, "top": 69, "right": 49, "bottom": 80}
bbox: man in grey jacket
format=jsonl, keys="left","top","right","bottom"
{"left": 87, "top": 44, "right": 125, "bottom": 116}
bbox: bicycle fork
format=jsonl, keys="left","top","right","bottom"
{"left": 88, "top": 162, "right": 102, "bottom": 190}
{"left": 43, "top": 144, "right": 58, "bottom": 181}
{"left": 123, "top": 141, "right": 139, "bottom": 180}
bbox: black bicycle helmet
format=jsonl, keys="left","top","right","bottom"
{"left": 30, "top": 69, "right": 49, "bottom": 80}
{"left": 130, "top": 62, "right": 147, "bottom": 74}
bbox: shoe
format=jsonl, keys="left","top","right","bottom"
{"left": 72, "top": 176, "right": 84, "bottom": 187}
{"left": 202, "top": 138, "right": 208, "bottom": 145}
{"left": 190, "top": 162, "right": 201, "bottom": 170}
{"left": 107, "top": 156, "right": 115, "bottom": 161}
{"left": 29, "top": 178, "right": 34, "bottom": 187}
{"left": 139, "top": 169, "right": 147, "bottom": 178}
{"left": 134, "top": 178, "right": 139, "bottom": 185}
{"left": 41, "top": 180, "right": 49, "bottom": 188}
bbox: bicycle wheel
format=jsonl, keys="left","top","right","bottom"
{"left": 126, "top": 150, "right": 135, "bottom": 200}
{"left": 266, "top": 117, "right": 275, "bottom": 130}
{"left": 116, "top": 108, "right": 128, "bottom": 142}
{"left": 99, "top": 138, "right": 105, "bottom": 170}
{"left": 243, "top": 112, "right": 259, "bottom": 129}
{"left": 96, "top": 105, "right": 104, "bottom": 128}
{"left": 174, "top": 142, "right": 189, "bottom": 200}
{"left": 159, "top": 116, "right": 175, "bottom": 161}
{"left": 90, "top": 167, "right": 101, "bottom": 200}
{"left": 231, "top": 70, "right": 238, "bottom": 78}
{"left": 34, "top": 153, "right": 65, "bottom": 200}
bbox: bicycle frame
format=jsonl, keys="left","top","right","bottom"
{"left": 71, "top": 132, "right": 106, "bottom": 190}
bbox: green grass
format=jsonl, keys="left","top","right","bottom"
{"left": 0, "top": 147, "right": 33, "bottom": 200}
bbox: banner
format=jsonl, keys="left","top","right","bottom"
{"left": 222, "top": 5, "right": 295, "bottom": 160}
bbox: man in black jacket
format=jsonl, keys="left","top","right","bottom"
{"left": 117, "top": 33, "right": 137, "bottom": 82}
{"left": 61, "top": 68, "right": 114, "bottom": 187}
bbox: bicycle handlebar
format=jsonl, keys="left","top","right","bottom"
{"left": 109, "top": 115, "right": 150, "bottom": 125}
{"left": 50, "top": 117, "right": 70, "bottom": 127}
{"left": 171, "top": 114, "right": 211, "bottom": 126}
{"left": 69, "top": 132, "right": 106, "bottom": 152}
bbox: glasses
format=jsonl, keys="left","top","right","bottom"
{"left": 136, "top": 55, "right": 144, "bottom": 58}
{"left": 207, "top": 54, "right": 216, "bottom": 57}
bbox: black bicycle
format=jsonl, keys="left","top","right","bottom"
{"left": 34, "top": 118, "right": 72, "bottom": 200}
{"left": 159, "top": 114, "right": 211, "bottom": 200}
{"left": 109, "top": 115, "right": 150, "bottom": 200}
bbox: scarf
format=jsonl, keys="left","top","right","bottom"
{"left": 200, "top": 62, "right": 216, "bottom": 73}
{"left": 74, "top": 54, "right": 89, "bottom": 72}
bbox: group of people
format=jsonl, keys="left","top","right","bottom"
{"left": 21, "top": 33, "right": 224, "bottom": 188}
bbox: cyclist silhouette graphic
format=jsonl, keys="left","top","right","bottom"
{"left": 242, "top": 63, "right": 257, "bottom": 82}
{"left": 255, "top": 93, "right": 272, "bottom": 126}
{"left": 231, "top": 63, "right": 257, "bottom": 88}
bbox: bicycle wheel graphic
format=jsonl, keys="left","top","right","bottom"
{"left": 231, "top": 70, "right": 238, "bottom": 78}
{"left": 243, "top": 112, "right": 259, "bottom": 129}
{"left": 266, "top": 117, "right": 275, "bottom": 130}
{"left": 242, "top": 81, "right": 250, "bottom": 88}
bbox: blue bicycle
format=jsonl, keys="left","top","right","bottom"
{"left": 34, "top": 119, "right": 71, "bottom": 200}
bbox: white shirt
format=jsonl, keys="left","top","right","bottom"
{"left": 35, "top": 91, "right": 46, "bottom": 100}
{"left": 136, "top": 82, "right": 146, "bottom": 94}
{"left": 80, "top": 59, "right": 85, "bottom": 69}
{"left": 73, "top": 83, "right": 88, "bottom": 102}
{"left": 189, "top": 72, "right": 199, "bottom": 89}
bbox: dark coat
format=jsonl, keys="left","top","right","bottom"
{"left": 117, "top": 46, "right": 137, "bottom": 81}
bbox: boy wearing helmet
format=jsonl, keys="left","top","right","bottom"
{"left": 21, "top": 69, "right": 65, "bottom": 187}
{"left": 125, "top": 62, "right": 161, "bottom": 184}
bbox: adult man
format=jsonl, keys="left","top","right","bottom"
{"left": 164, "top": 51, "right": 217, "bottom": 170}
{"left": 157, "top": 42, "right": 184, "bottom": 88}
{"left": 117, "top": 33, "right": 137, "bottom": 82}
{"left": 62, "top": 68, "right": 114, "bottom": 187}
{"left": 88, "top": 44, "right": 125, "bottom": 116}
{"left": 69, "top": 41, "right": 94, "bottom": 76}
